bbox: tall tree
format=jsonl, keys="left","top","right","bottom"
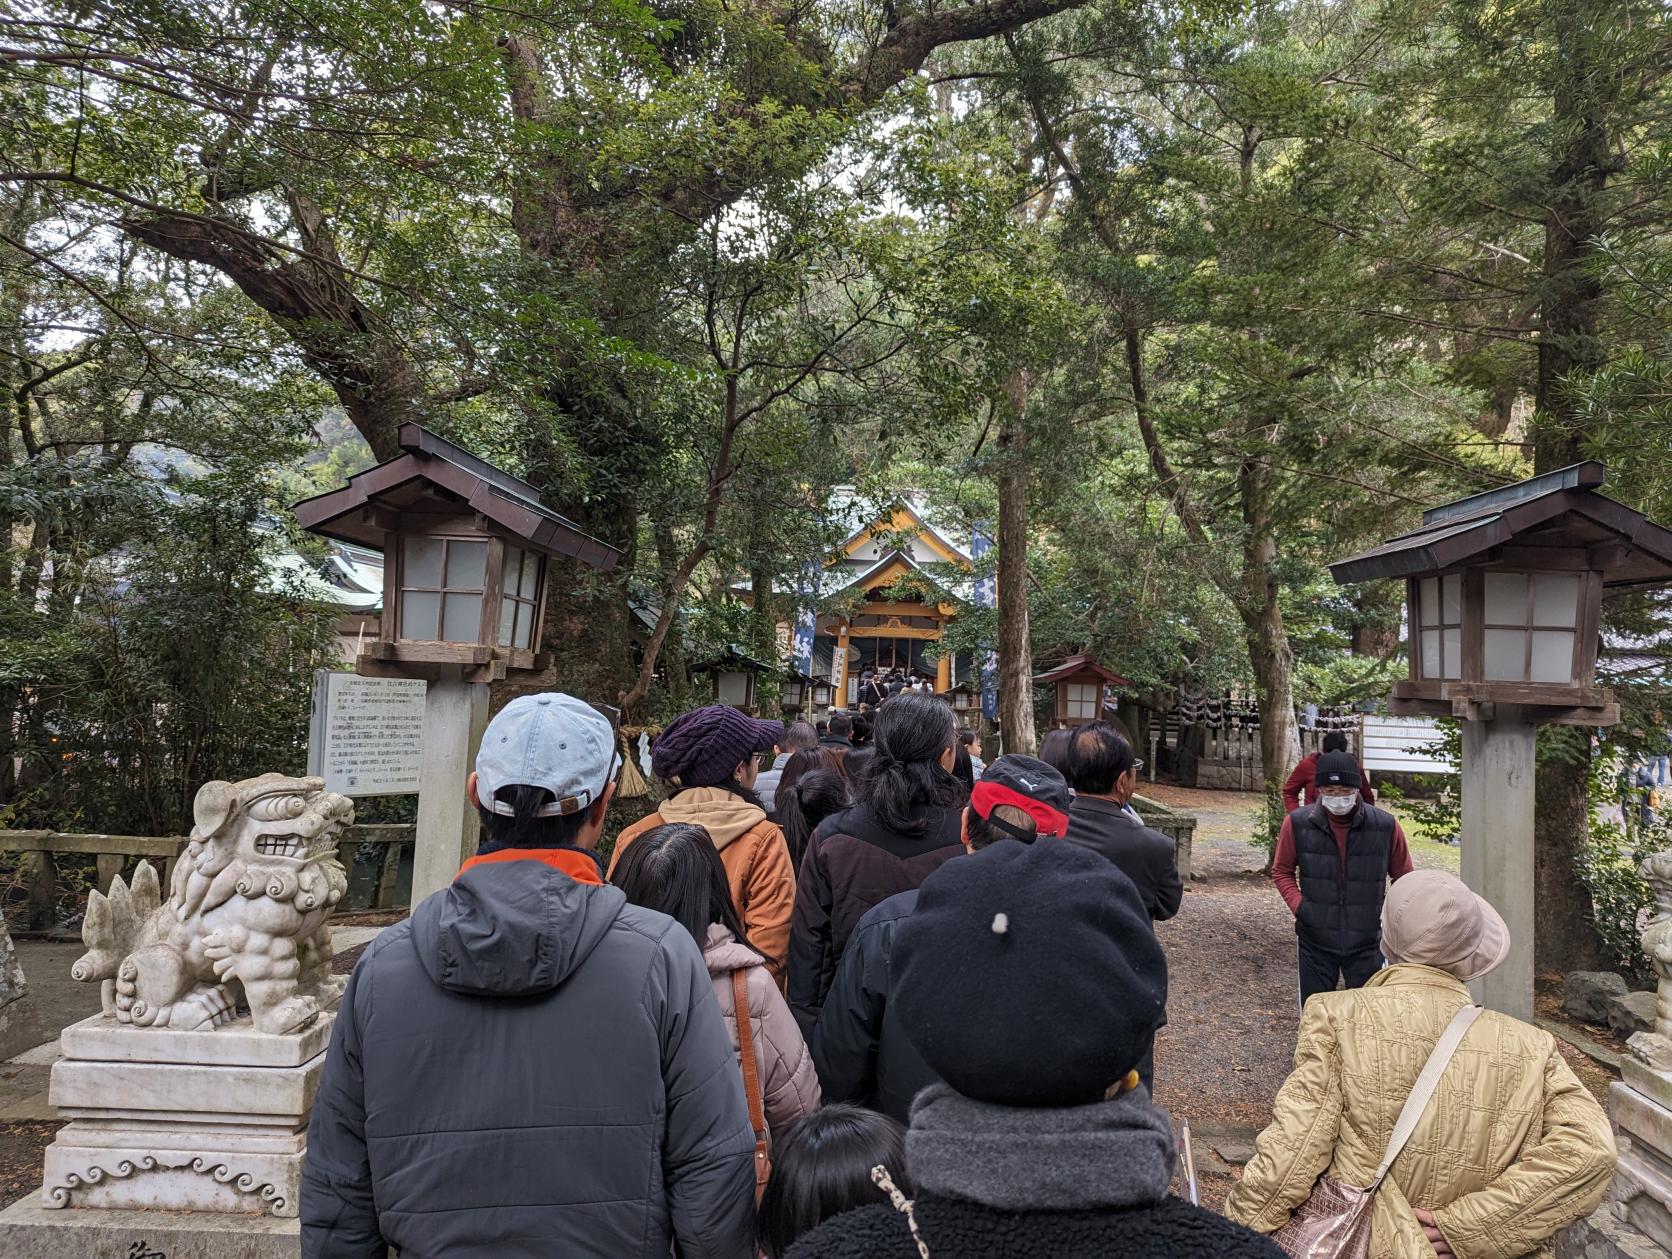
{"left": 3, "top": 0, "right": 1103, "bottom": 701}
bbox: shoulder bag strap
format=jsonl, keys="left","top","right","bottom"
{"left": 1369, "top": 1004, "right": 1483, "bottom": 1190}
{"left": 731, "top": 970, "right": 768, "bottom": 1141}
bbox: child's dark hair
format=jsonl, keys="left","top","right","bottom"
{"left": 610, "top": 822, "right": 752, "bottom": 952}
{"left": 777, "top": 762, "right": 849, "bottom": 868}
{"left": 756, "top": 1105, "right": 909, "bottom": 1259}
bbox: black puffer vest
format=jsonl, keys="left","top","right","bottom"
{"left": 1292, "top": 802, "right": 1395, "bottom": 955}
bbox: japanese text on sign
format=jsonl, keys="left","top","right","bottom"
{"left": 308, "top": 671, "right": 426, "bottom": 797}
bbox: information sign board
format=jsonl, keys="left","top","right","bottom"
{"left": 307, "top": 670, "right": 426, "bottom": 797}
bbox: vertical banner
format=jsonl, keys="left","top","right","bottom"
{"left": 970, "top": 525, "right": 999, "bottom": 721}
{"left": 791, "top": 562, "right": 818, "bottom": 679}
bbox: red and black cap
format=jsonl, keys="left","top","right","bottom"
{"left": 969, "top": 754, "right": 1072, "bottom": 841}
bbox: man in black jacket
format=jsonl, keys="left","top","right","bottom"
{"left": 302, "top": 694, "right": 755, "bottom": 1259}
{"left": 811, "top": 755, "right": 1071, "bottom": 1121}
{"left": 818, "top": 710, "right": 854, "bottom": 749}
{"left": 1062, "top": 722, "right": 1183, "bottom": 922}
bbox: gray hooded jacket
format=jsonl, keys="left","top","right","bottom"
{"left": 300, "top": 856, "right": 756, "bottom": 1258}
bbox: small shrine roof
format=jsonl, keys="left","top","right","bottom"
{"left": 1032, "top": 653, "right": 1129, "bottom": 686}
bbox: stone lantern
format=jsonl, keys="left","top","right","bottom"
{"left": 294, "top": 423, "right": 622, "bottom": 901}
{"left": 948, "top": 682, "right": 979, "bottom": 716}
{"left": 1331, "top": 461, "right": 1672, "bottom": 1018}
{"left": 692, "top": 647, "right": 770, "bottom": 713}
{"left": 1033, "top": 654, "right": 1128, "bottom": 728}
{"left": 779, "top": 673, "right": 811, "bottom": 715}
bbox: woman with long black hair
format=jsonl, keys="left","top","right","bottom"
{"left": 613, "top": 822, "right": 819, "bottom": 1155}
{"left": 786, "top": 692, "right": 967, "bottom": 1034}
{"left": 775, "top": 750, "right": 849, "bottom": 870}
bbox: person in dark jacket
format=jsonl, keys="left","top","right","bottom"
{"left": 1271, "top": 750, "right": 1413, "bottom": 1011}
{"left": 786, "top": 840, "right": 1282, "bottom": 1259}
{"left": 1061, "top": 721, "right": 1183, "bottom": 922}
{"left": 301, "top": 693, "right": 756, "bottom": 1259}
{"left": 1282, "top": 731, "right": 1376, "bottom": 812}
{"left": 819, "top": 711, "right": 854, "bottom": 750}
{"left": 788, "top": 692, "right": 966, "bottom": 1035}
{"left": 812, "top": 755, "right": 1071, "bottom": 1121}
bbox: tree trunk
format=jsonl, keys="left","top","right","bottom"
{"left": 1238, "top": 456, "right": 1301, "bottom": 793}
{"left": 996, "top": 373, "right": 1037, "bottom": 756}
{"left": 1239, "top": 458, "right": 1298, "bottom": 875}
{"left": 1529, "top": 1, "right": 1614, "bottom": 975}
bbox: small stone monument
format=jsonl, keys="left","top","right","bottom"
{"left": 1608, "top": 850, "right": 1672, "bottom": 1250}
{"left": 40, "top": 773, "right": 350, "bottom": 1219}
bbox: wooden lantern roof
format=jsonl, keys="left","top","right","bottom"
{"left": 690, "top": 645, "right": 776, "bottom": 675}
{"left": 293, "top": 423, "right": 622, "bottom": 570}
{"left": 1329, "top": 462, "right": 1672, "bottom": 591}
{"left": 1032, "top": 654, "right": 1130, "bottom": 687}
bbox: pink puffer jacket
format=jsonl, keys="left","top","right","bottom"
{"left": 701, "top": 923, "right": 820, "bottom": 1150}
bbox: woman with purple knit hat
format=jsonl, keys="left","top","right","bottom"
{"left": 607, "top": 704, "right": 796, "bottom": 986}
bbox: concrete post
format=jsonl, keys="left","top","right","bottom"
{"left": 1460, "top": 704, "right": 1537, "bottom": 1021}
{"left": 410, "top": 677, "right": 491, "bottom": 906}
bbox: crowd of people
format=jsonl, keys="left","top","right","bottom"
{"left": 299, "top": 688, "right": 1619, "bottom": 1259}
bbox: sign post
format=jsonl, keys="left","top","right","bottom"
{"left": 1331, "top": 462, "right": 1672, "bottom": 1020}
{"left": 294, "top": 424, "right": 624, "bottom": 908}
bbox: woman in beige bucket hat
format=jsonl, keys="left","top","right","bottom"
{"left": 1228, "top": 869, "right": 1616, "bottom": 1259}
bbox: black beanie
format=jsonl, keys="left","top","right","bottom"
{"left": 892, "top": 839, "right": 1168, "bottom": 1109}
{"left": 1314, "top": 750, "right": 1361, "bottom": 790}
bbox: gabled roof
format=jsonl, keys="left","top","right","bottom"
{"left": 836, "top": 494, "right": 976, "bottom": 565}
{"left": 1033, "top": 654, "right": 1129, "bottom": 686}
{"left": 293, "top": 423, "right": 622, "bottom": 570}
{"left": 833, "top": 551, "right": 965, "bottom": 606}
{"left": 690, "top": 645, "right": 776, "bottom": 673}
{"left": 1330, "top": 462, "right": 1672, "bottom": 589}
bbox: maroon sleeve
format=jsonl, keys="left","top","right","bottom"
{"left": 1272, "top": 815, "right": 1302, "bottom": 914}
{"left": 1388, "top": 820, "right": 1413, "bottom": 880}
{"left": 1282, "top": 756, "right": 1312, "bottom": 813}
{"left": 1359, "top": 760, "right": 1375, "bottom": 806}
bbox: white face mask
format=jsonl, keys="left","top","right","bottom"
{"left": 1321, "top": 791, "right": 1359, "bottom": 816}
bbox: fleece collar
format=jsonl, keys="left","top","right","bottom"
{"left": 906, "top": 1083, "right": 1177, "bottom": 1212}
{"left": 657, "top": 787, "right": 767, "bottom": 849}
{"left": 457, "top": 846, "right": 604, "bottom": 885}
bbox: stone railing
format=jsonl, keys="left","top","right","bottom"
{"left": 0, "top": 824, "right": 416, "bottom": 929}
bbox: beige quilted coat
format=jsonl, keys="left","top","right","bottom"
{"left": 1226, "top": 966, "right": 1615, "bottom": 1259}
{"left": 701, "top": 923, "right": 820, "bottom": 1151}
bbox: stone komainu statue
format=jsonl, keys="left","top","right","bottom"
{"left": 73, "top": 774, "right": 352, "bottom": 1035}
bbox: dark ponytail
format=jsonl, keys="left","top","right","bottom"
{"left": 855, "top": 692, "right": 963, "bottom": 837}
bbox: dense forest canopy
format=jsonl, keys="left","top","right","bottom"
{"left": 4, "top": 0, "right": 1672, "bottom": 957}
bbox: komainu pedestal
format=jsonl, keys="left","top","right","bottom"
{"left": 1561, "top": 850, "right": 1672, "bottom": 1255}
{"left": 37, "top": 773, "right": 350, "bottom": 1219}
{"left": 41, "top": 1010, "right": 336, "bottom": 1217}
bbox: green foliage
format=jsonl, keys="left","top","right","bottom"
{"left": 6, "top": 471, "right": 339, "bottom": 837}
{"left": 1579, "top": 817, "right": 1665, "bottom": 987}
{"left": 1251, "top": 779, "right": 1287, "bottom": 857}
{"left": 1398, "top": 720, "right": 1463, "bottom": 841}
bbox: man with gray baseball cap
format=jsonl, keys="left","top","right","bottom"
{"left": 303, "top": 694, "right": 756, "bottom": 1259}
